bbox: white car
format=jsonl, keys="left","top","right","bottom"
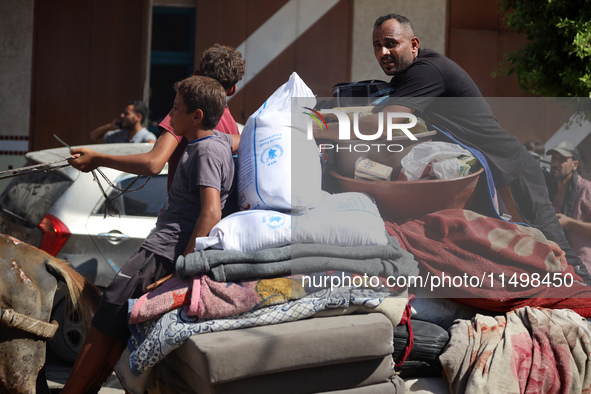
{"left": 0, "top": 143, "right": 168, "bottom": 363}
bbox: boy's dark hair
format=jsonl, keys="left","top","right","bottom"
{"left": 199, "top": 44, "right": 246, "bottom": 90}
{"left": 524, "top": 140, "right": 545, "bottom": 156}
{"left": 374, "top": 13, "right": 414, "bottom": 33}
{"left": 174, "top": 76, "right": 226, "bottom": 130}
{"left": 128, "top": 100, "right": 149, "bottom": 126}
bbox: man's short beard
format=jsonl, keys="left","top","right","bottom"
{"left": 387, "top": 61, "right": 412, "bottom": 77}
{"left": 121, "top": 121, "right": 136, "bottom": 131}
{"left": 552, "top": 171, "right": 572, "bottom": 181}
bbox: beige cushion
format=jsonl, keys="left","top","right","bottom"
{"left": 170, "top": 313, "right": 393, "bottom": 384}
{"left": 155, "top": 354, "right": 398, "bottom": 394}
{"left": 321, "top": 380, "right": 406, "bottom": 393}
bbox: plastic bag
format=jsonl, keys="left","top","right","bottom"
{"left": 399, "top": 141, "right": 474, "bottom": 181}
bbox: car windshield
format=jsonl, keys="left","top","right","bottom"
{"left": 0, "top": 171, "right": 73, "bottom": 227}
{"left": 96, "top": 175, "right": 167, "bottom": 217}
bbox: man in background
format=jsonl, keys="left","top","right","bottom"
{"left": 547, "top": 141, "right": 591, "bottom": 273}
{"left": 90, "top": 100, "right": 156, "bottom": 144}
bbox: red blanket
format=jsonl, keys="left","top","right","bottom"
{"left": 385, "top": 209, "right": 591, "bottom": 317}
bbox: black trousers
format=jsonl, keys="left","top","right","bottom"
{"left": 92, "top": 248, "right": 175, "bottom": 342}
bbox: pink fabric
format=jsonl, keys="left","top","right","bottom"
{"left": 385, "top": 209, "right": 591, "bottom": 317}
{"left": 129, "top": 275, "right": 303, "bottom": 324}
{"left": 214, "top": 106, "right": 240, "bottom": 135}
{"left": 189, "top": 275, "right": 262, "bottom": 319}
{"left": 158, "top": 106, "right": 239, "bottom": 191}
{"left": 128, "top": 277, "right": 192, "bottom": 324}
{"left": 190, "top": 275, "right": 201, "bottom": 316}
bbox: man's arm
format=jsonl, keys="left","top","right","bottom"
{"left": 312, "top": 104, "right": 414, "bottom": 141}
{"left": 182, "top": 186, "right": 222, "bottom": 256}
{"left": 68, "top": 131, "right": 179, "bottom": 174}
{"left": 90, "top": 119, "right": 120, "bottom": 142}
{"left": 556, "top": 213, "right": 591, "bottom": 237}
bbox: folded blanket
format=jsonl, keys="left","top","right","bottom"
{"left": 122, "top": 287, "right": 404, "bottom": 379}
{"left": 130, "top": 271, "right": 400, "bottom": 324}
{"left": 177, "top": 234, "right": 418, "bottom": 282}
{"left": 386, "top": 209, "right": 591, "bottom": 316}
{"left": 129, "top": 274, "right": 306, "bottom": 324}
{"left": 128, "top": 277, "right": 192, "bottom": 324}
{"left": 440, "top": 307, "right": 591, "bottom": 394}
{"left": 117, "top": 287, "right": 409, "bottom": 394}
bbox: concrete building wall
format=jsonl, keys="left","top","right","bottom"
{"left": 0, "top": 0, "right": 34, "bottom": 192}
{"left": 0, "top": 0, "right": 34, "bottom": 141}
{"left": 351, "top": 0, "right": 446, "bottom": 81}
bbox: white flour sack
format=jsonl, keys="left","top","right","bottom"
{"left": 194, "top": 192, "right": 387, "bottom": 253}
{"left": 293, "top": 192, "right": 388, "bottom": 246}
{"left": 237, "top": 72, "right": 322, "bottom": 211}
{"left": 194, "top": 210, "right": 292, "bottom": 252}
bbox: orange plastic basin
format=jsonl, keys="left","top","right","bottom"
{"left": 329, "top": 167, "right": 483, "bottom": 220}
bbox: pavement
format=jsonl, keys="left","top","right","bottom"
{"left": 45, "top": 349, "right": 125, "bottom": 393}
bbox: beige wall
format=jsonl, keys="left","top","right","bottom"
{"left": 0, "top": 0, "right": 34, "bottom": 140}
{"left": 351, "top": 0, "right": 446, "bottom": 82}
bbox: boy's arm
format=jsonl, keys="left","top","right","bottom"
{"left": 68, "top": 132, "right": 179, "bottom": 174}
{"left": 182, "top": 186, "right": 222, "bottom": 256}
{"left": 230, "top": 134, "right": 240, "bottom": 153}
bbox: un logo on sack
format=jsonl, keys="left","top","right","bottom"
{"left": 260, "top": 144, "right": 284, "bottom": 166}
{"left": 263, "top": 213, "right": 286, "bottom": 229}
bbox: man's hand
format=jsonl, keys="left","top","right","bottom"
{"left": 556, "top": 213, "right": 571, "bottom": 228}
{"left": 556, "top": 213, "right": 591, "bottom": 236}
{"left": 110, "top": 118, "right": 122, "bottom": 129}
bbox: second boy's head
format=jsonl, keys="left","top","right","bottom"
{"left": 170, "top": 76, "right": 226, "bottom": 136}
{"left": 196, "top": 44, "right": 245, "bottom": 95}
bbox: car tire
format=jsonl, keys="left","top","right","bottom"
{"left": 48, "top": 298, "right": 91, "bottom": 365}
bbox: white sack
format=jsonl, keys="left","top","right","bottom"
{"left": 194, "top": 210, "right": 292, "bottom": 252}
{"left": 292, "top": 192, "right": 388, "bottom": 247}
{"left": 237, "top": 72, "right": 322, "bottom": 211}
{"left": 196, "top": 192, "right": 388, "bottom": 252}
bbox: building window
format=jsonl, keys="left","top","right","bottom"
{"left": 149, "top": 6, "right": 195, "bottom": 132}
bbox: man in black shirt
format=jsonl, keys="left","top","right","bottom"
{"left": 378, "top": 13, "right": 591, "bottom": 282}
{"left": 316, "top": 13, "right": 591, "bottom": 283}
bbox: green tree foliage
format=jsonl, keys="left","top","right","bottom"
{"left": 499, "top": 0, "right": 591, "bottom": 97}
